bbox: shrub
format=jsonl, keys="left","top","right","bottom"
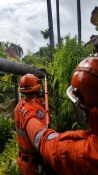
{"left": 0, "top": 133, "right": 21, "bottom": 175}
{"left": 0, "top": 117, "right": 15, "bottom": 153}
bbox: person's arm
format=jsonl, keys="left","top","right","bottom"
{"left": 26, "top": 118, "right": 60, "bottom": 172}
{"left": 26, "top": 118, "right": 57, "bottom": 149}
{"left": 26, "top": 118, "right": 87, "bottom": 175}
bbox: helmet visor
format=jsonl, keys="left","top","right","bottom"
{"left": 67, "top": 86, "right": 87, "bottom": 125}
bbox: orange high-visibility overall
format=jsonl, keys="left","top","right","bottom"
{"left": 14, "top": 97, "right": 46, "bottom": 175}
{"left": 26, "top": 118, "right": 98, "bottom": 175}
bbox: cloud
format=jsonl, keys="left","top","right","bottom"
{"left": 0, "top": 0, "right": 48, "bottom": 54}
{"left": 81, "top": 0, "right": 98, "bottom": 42}
{"left": 58, "top": 0, "right": 98, "bottom": 42}
{"left": 0, "top": 0, "right": 98, "bottom": 54}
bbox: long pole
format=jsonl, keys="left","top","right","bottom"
{"left": 56, "top": 0, "right": 61, "bottom": 46}
{"left": 47, "top": 0, "right": 54, "bottom": 60}
{"left": 45, "top": 75, "right": 50, "bottom": 128}
{"left": 77, "top": 0, "right": 81, "bottom": 43}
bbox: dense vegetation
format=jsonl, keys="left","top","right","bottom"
{"left": 0, "top": 36, "right": 93, "bottom": 174}
{"left": 51, "top": 36, "right": 93, "bottom": 131}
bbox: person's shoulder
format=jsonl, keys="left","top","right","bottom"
{"left": 35, "top": 97, "right": 45, "bottom": 106}
{"left": 60, "top": 129, "right": 91, "bottom": 141}
{"left": 15, "top": 98, "right": 25, "bottom": 109}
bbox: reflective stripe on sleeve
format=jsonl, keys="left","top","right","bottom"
{"left": 33, "top": 128, "right": 47, "bottom": 150}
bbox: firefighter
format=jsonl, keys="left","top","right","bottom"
{"left": 14, "top": 73, "right": 46, "bottom": 175}
{"left": 22, "top": 57, "right": 98, "bottom": 175}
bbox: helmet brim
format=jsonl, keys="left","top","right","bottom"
{"left": 18, "top": 84, "right": 41, "bottom": 93}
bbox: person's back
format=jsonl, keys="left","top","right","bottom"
{"left": 15, "top": 96, "right": 46, "bottom": 127}
{"left": 14, "top": 74, "right": 46, "bottom": 175}
{"left": 41, "top": 129, "right": 98, "bottom": 175}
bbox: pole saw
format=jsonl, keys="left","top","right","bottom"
{"left": 38, "top": 75, "right": 56, "bottom": 175}
{"left": 45, "top": 75, "right": 50, "bottom": 128}
{"left": 38, "top": 75, "right": 50, "bottom": 175}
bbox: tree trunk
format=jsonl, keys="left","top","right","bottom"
{"left": 56, "top": 0, "right": 61, "bottom": 46}
{"left": 13, "top": 75, "right": 21, "bottom": 105}
{"left": 77, "top": 0, "right": 81, "bottom": 43}
{"left": 47, "top": 0, "right": 54, "bottom": 59}
{"left": 0, "top": 57, "right": 46, "bottom": 78}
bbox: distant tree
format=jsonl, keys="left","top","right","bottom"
{"left": 23, "top": 49, "right": 49, "bottom": 66}
{"left": 10, "top": 43, "right": 23, "bottom": 58}
{"left": 38, "top": 46, "right": 50, "bottom": 58}
{"left": 41, "top": 29, "right": 49, "bottom": 39}
{"left": 0, "top": 43, "right": 7, "bottom": 58}
{"left": 56, "top": 0, "right": 61, "bottom": 46}
{"left": 46, "top": 0, "right": 55, "bottom": 59}
{"left": 5, "top": 42, "right": 23, "bottom": 59}
{"left": 77, "top": 0, "right": 81, "bottom": 43}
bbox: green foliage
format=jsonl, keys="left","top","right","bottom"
{"left": 0, "top": 133, "right": 21, "bottom": 175}
{"left": 41, "top": 29, "right": 49, "bottom": 39}
{"left": 23, "top": 46, "right": 51, "bottom": 67}
{"left": 37, "top": 46, "right": 51, "bottom": 58}
{"left": 0, "top": 43, "right": 7, "bottom": 58}
{"left": 51, "top": 35, "right": 93, "bottom": 131}
{"left": 0, "top": 75, "right": 15, "bottom": 101}
{"left": 53, "top": 35, "right": 93, "bottom": 90}
{"left": 0, "top": 117, "right": 15, "bottom": 153}
{"left": 23, "top": 53, "right": 48, "bottom": 67}
{"left": 0, "top": 41, "right": 22, "bottom": 175}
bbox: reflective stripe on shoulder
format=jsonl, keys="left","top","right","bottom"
{"left": 33, "top": 128, "right": 47, "bottom": 150}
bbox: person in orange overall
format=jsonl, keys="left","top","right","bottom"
{"left": 20, "top": 57, "right": 98, "bottom": 175}
{"left": 14, "top": 73, "right": 47, "bottom": 175}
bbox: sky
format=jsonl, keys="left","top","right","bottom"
{"left": 0, "top": 0, "right": 98, "bottom": 54}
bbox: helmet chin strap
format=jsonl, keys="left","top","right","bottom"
{"left": 72, "top": 103, "right": 87, "bottom": 125}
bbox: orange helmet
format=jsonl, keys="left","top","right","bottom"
{"left": 18, "top": 73, "right": 41, "bottom": 94}
{"left": 67, "top": 57, "right": 98, "bottom": 134}
{"left": 71, "top": 57, "right": 98, "bottom": 107}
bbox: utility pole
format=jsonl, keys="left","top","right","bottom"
{"left": 56, "top": 0, "right": 61, "bottom": 46}
{"left": 47, "top": 0, "right": 55, "bottom": 60}
{"left": 77, "top": 0, "right": 81, "bottom": 43}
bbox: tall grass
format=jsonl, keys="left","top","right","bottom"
{"left": 0, "top": 133, "right": 21, "bottom": 175}
{"left": 51, "top": 35, "right": 93, "bottom": 131}
{"left": 0, "top": 117, "right": 15, "bottom": 153}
